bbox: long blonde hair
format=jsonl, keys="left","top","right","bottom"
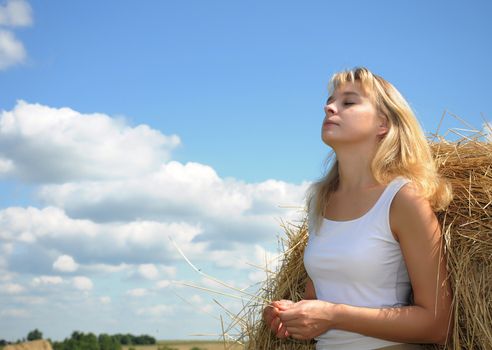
{"left": 307, "top": 67, "right": 452, "bottom": 233}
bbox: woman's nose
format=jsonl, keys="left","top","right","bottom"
{"left": 324, "top": 103, "right": 336, "bottom": 115}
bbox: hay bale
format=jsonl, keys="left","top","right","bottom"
{"left": 4, "top": 340, "right": 53, "bottom": 350}
{"left": 236, "top": 136, "right": 491, "bottom": 350}
{"left": 432, "top": 139, "right": 492, "bottom": 349}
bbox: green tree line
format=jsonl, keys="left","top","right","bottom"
{"left": 1, "top": 330, "right": 156, "bottom": 350}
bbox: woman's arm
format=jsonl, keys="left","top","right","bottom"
{"left": 278, "top": 184, "right": 452, "bottom": 344}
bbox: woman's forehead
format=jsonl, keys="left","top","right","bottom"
{"left": 329, "top": 82, "right": 371, "bottom": 99}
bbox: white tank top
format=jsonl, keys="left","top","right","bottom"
{"left": 304, "top": 177, "right": 412, "bottom": 350}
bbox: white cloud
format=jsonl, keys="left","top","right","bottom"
{"left": 0, "top": 101, "right": 307, "bottom": 249}
{"left": 0, "top": 0, "right": 32, "bottom": 27}
{"left": 53, "top": 254, "right": 79, "bottom": 272}
{"left": 179, "top": 294, "right": 216, "bottom": 315}
{"left": 160, "top": 265, "right": 176, "bottom": 278}
{"left": 0, "top": 206, "right": 205, "bottom": 271}
{"left": 99, "top": 296, "right": 111, "bottom": 304}
{"left": 14, "top": 295, "right": 45, "bottom": 304}
{"left": 199, "top": 276, "right": 241, "bottom": 291}
{"left": 137, "top": 264, "right": 159, "bottom": 280}
{"left": 36, "top": 167, "right": 308, "bottom": 248}
{"left": 207, "top": 244, "right": 279, "bottom": 272}
{"left": 1, "top": 308, "right": 28, "bottom": 317}
{"left": 248, "top": 270, "right": 267, "bottom": 284}
{"left": 126, "top": 288, "right": 147, "bottom": 297}
{"left": 0, "top": 243, "right": 13, "bottom": 269}
{"left": 0, "top": 157, "right": 13, "bottom": 173}
{"left": 135, "top": 264, "right": 175, "bottom": 280}
{"left": 156, "top": 280, "right": 171, "bottom": 289}
{"left": 72, "top": 276, "right": 93, "bottom": 291}
{"left": 0, "top": 30, "right": 25, "bottom": 70}
{"left": 0, "top": 101, "right": 181, "bottom": 182}
{"left": 136, "top": 304, "right": 173, "bottom": 317}
{"left": 190, "top": 294, "right": 203, "bottom": 304}
{"left": 0, "top": 282, "right": 24, "bottom": 294}
{"left": 32, "top": 275, "right": 63, "bottom": 286}
{"left": 37, "top": 163, "right": 307, "bottom": 225}
{"left": 199, "top": 304, "right": 214, "bottom": 314}
{"left": 0, "top": 269, "right": 13, "bottom": 281}
{"left": 0, "top": 99, "right": 309, "bottom": 341}
{"left": 84, "top": 263, "right": 131, "bottom": 274}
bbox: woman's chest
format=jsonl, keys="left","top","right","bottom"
{"left": 323, "top": 187, "right": 386, "bottom": 221}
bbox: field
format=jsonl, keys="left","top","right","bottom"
{"left": 123, "top": 341, "right": 243, "bottom": 350}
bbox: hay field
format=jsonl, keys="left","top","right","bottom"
{"left": 123, "top": 341, "right": 243, "bottom": 350}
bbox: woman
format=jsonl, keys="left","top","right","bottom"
{"left": 263, "top": 67, "right": 453, "bottom": 349}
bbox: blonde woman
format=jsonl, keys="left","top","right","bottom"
{"left": 263, "top": 67, "right": 452, "bottom": 350}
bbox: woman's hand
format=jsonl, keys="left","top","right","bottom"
{"left": 263, "top": 300, "right": 294, "bottom": 338}
{"left": 277, "top": 299, "right": 336, "bottom": 340}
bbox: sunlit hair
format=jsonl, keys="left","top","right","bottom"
{"left": 307, "top": 67, "right": 452, "bottom": 233}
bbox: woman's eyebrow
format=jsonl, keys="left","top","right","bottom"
{"left": 326, "top": 91, "right": 360, "bottom": 104}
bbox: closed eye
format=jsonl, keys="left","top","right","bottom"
{"left": 343, "top": 101, "right": 355, "bottom": 106}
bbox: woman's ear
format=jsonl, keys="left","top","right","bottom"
{"left": 377, "top": 116, "right": 389, "bottom": 137}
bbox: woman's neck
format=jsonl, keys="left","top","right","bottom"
{"left": 334, "top": 144, "right": 380, "bottom": 192}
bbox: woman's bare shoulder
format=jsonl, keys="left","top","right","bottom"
{"left": 393, "top": 181, "right": 432, "bottom": 211}
{"left": 390, "top": 182, "right": 438, "bottom": 240}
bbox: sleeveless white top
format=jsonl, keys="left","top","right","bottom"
{"left": 304, "top": 177, "right": 412, "bottom": 350}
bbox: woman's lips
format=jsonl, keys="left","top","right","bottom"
{"left": 323, "top": 120, "right": 339, "bottom": 128}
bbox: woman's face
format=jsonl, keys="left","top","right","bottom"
{"left": 321, "top": 82, "right": 387, "bottom": 148}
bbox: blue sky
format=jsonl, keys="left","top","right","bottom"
{"left": 0, "top": 0, "right": 490, "bottom": 342}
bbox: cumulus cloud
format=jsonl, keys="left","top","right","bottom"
{"left": 160, "top": 265, "right": 176, "bottom": 278}
{"left": 14, "top": 295, "right": 45, "bottom": 304}
{"left": 0, "top": 101, "right": 181, "bottom": 182}
{"left": 31, "top": 275, "right": 63, "bottom": 286}
{"left": 0, "top": 0, "right": 32, "bottom": 70}
{"left": 0, "top": 0, "right": 32, "bottom": 27}
{"left": 190, "top": 294, "right": 203, "bottom": 304}
{"left": 137, "top": 264, "right": 159, "bottom": 280}
{"left": 126, "top": 288, "right": 147, "bottom": 297}
{"left": 0, "top": 156, "right": 13, "bottom": 172}
{"left": 136, "top": 304, "right": 173, "bottom": 317}
{"left": 0, "top": 282, "right": 24, "bottom": 294}
{"left": 84, "top": 263, "right": 131, "bottom": 274}
{"left": 0, "top": 243, "right": 13, "bottom": 269}
{"left": 208, "top": 244, "right": 279, "bottom": 272}
{"left": 0, "top": 269, "right": 13, "bottom": 281}
{"left": 53, "top": 254, "right": 79, "bottom": 272}
{"left": 186, "top": 295, "right": 214, "bottom": 314}
{"left": 132, "top": 265, "right": 176, "bottom": 281}
{"left": 72, "top": 276, "right": 93, "bottom": 291}
{"left": 37, "top": 163, "right": 307, "bottom": 224}
{"left": 0, "top": 101, "right": 307, "bottom": 249}
{"left": 0, "top": 30, "right": 25, "bottom": 70}
{"left": 0, "top": 99, "right": 309, "bottom": 337}
{"left": 1, "top": 308, "right": 28, "bottom": 317}
{"left": 155, "top": 280, "right": 171, "bottom": 289}
{"left": 0, "top": 206, "right": 205, "bottom": 272}
{"left": 248, "top": 269, "right": 267, "bottom": 283}
{"left": 99, "top": 296, "right": 111, "bottom": 304}
{"left": 36, "top": 167, "right": 307, "bottom": 246}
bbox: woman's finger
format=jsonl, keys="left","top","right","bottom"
{"left": 270, "top": 316, "right": 281, "bottom": 333}
{"left": 278, "top": 309, "right": 301, "bottom": 323}
{"left": 274, "top": 299, "right": 294, "bottom": 310}
{"left": 276, "top": 322, "right": 289, "bottom": 339}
